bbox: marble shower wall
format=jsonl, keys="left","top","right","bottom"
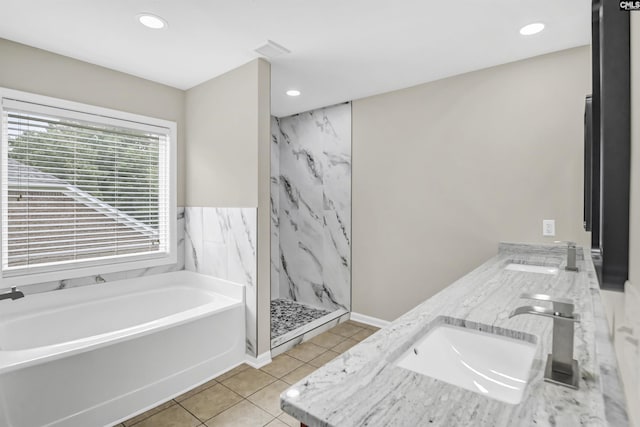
{"left": 185, "top": 207, "right": 258, "bottom": 356}
{"left": 271, "top": 103, "right": 352, "bottom": 312}
{"left": 270, "top": 117, "right": 281, "bottom": 300}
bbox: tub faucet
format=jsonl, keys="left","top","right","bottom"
{"left": 0, "top": 286, "right": 24, "bottom": 301}
{"left": 95, "top": 275, "right": 106, "bottom": 284}
{"left": 555, "top": 241, "right": 578, "bottom": 272}
{"left": 509, "top": 293, "right": 580, "bottom": 389}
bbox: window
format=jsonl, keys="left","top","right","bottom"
{"left": 0, "top": 89, "right": 176, "bottom": 284}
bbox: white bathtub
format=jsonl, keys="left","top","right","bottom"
{"left": 0, "top": 270, "right": 246, "bottom": 427}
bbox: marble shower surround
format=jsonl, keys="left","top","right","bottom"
{"left": 271, "top": 103, "right": 352, "bottom": 313}
{"left": 184, "top": 207, "right": 257, "bottom": 356}
{"left": 270, "top": 116, "right": 281, "bottom": 300}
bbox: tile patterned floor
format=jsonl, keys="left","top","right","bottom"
{"left": 270, "top": 299, "right": 332, "bottom": 339}
{"left": 117, "top": 320, "right": 379, "bottom": 427}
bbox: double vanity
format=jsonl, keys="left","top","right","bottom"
{"left": 281, "top": 243, "right": 627, "bottom": 426}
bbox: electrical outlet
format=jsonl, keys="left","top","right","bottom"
{"left": 543, "top": 219, "right": 555, "bottom": 236}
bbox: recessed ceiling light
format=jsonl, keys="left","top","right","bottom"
{"left": 286, "top": 90, "right": 301, "bottom": 97}
{"left": 519, "top": 23, "right": 545, "bottom": 36}
{"left": 138, "top": 13, "right": 167, "bottom": 30}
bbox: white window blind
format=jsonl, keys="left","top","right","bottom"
{"left": 1, "top": 98, "right": 171, "bottom": 276}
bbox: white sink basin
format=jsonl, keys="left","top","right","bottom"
{"left": 396, "top": 324, "right": 536, "bottom": 404}
{"left": 505, "top": 263, "right": 559, "bottom": 275}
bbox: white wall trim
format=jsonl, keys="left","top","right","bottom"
{"left": 245, "top": 351, "right": 271, "bottom": 369}
{"left": 350, "top": 312, "right": 391, "bottom": 329}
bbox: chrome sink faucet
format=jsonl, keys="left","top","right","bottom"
{"left": 0, "top": 286, "right": 24, "bottom": 302}
{"left": 509, "top": 293, "right": 580, "bottom": 389}
{"left": 555, "top": 241, "right": 578, "bottom": 272}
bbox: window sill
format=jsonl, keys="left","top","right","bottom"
{"left": 1, "top": 253, "right": 178, "bottom": 288}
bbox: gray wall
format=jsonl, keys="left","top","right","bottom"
{"left": 0, "top": 38, "right": 271, "bottom": 211}
{"left": 256, "top": 59, "right": 272, "bottom": 355}
{"left": 185, "top": 59, "right": 267, "bottom": 208}
{"left": 183, "top": 58, "right": 271, "bottom": 356}
{"left": 352, "top": 46, "right": 591, "bottom": 321}
{"left": 184, "top": 58, "right": 272, "bottom": 356}
{"left": 0, "top": 38, "right": 186, "bottom": 205}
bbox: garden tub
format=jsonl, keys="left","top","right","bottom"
{"left": 0, "top": 270, "right": 245, "bottom": 427}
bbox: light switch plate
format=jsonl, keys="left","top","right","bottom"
{"left": 543, "top": 220, "right": 555, "bottom": 236}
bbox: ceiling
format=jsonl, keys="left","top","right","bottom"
{"left": 0, "top": 0, "right": 590, "bottom": 117}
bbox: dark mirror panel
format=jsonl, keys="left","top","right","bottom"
{"left": 590, "top": 1, "right": 601, "bottom": 251}
{"left": 588, "top": 0, "right": 630, "bottom": 290}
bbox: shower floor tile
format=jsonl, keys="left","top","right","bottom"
{"left": 270, "top": 299, "right": 331, "bottom": 339}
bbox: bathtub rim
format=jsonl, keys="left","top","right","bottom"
{"left": 0, "top": 271, "right": 245, "bottom": 375}
{"left": 1, "top": 270, "right": 244, "bottom": 311}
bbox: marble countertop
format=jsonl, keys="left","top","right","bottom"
{"left": 281, "top": 243, "right": 628, "bottom": 426}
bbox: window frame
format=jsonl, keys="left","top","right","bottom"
{"left": 0, "top": 87, "right": 177, "bottom": 286}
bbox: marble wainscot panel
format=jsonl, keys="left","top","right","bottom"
{"left": 274, "top": 102, "right": 352, "bottom": 312}
{"left": 281, "top": 243, "right": 627, "bottom": 427}
{"left": 185, "top": 207, "right": 257, "bottom": 356}
{"left": 11, "top": 207, "right": 186, "bottom": 295}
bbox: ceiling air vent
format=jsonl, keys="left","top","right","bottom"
{"left": 254, "top": 40, "right": 291, "bottom": 58}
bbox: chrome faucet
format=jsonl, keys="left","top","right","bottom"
{"left": 95, "top": 275, "right": 106, "bottom": 284}
{"left": 0, "top": 286, "right": 25, "bottom": 301}
{"left": 555, "top": 241, "right": 578, "bottom": 272}
{"left": 509, "top": 293, "right": 580, "bottom": 389}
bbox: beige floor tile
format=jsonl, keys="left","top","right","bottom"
{"left": 123, "top": 400, "right": 176, "bottom": 426}
{"left": 332, "top": 338, "right": 358, "bottom": 354}
{"left": 175, "top": 378, "right": 218, "bottom": 402}
{"left": 281, "top": 364, "right": 316, "bottom": 385}
{"left": 285, "top": 342, "right": 326, "bottom": 362}
{"left": 221, "top": 368, "right": 277, "bottom": 397}
{"left": 330, "top": 322, "right": 364, "bottom": 338}
{"left": 179, "top": 383, "right": 243, "bottom": 421}
{"left": 352, "top": 328, "right": 375, "bottom": 342}
{"left": 215, "top": 363, "right": 251, "bottom": 382}
{"left": 346, "top": 320, "right": 379, "bottom": 331}
{"left": 133, "top": 404, "right": 200, "bottom": 427}
{"left": 260, "top": 354, "right": 304, "bottom": 378}
{"left": 265, "top": 418, "right": 289, "bottom": 427}
{"left": 308, "top": 350, "right": 340, "bottom": 368}
{"left": 205, "top": 400, "right": 273, "bottom": 427}
{"left": 247, "top": 380, "right": 290, "bottom": 417}
{"left": 277, "top": 412, "right": 300, "bottom": 427}
{"left": 308, "top": 331, "right": 346, "bottom": 349}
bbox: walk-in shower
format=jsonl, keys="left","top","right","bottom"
{"left": 270, "top": 102, "right": 352, "bottom": 350}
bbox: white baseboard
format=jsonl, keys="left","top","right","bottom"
{"left": 245, "top": 351, "right": 272, "bottom": 369}
{"left": 350, "top": 312, "right": 391, "bottom": 329}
